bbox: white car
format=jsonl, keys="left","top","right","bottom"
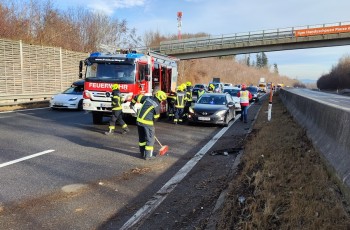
{"left": 50, "top": 80, "right": 84, "bottom": 110}
{"left": 223, "top": 86, "right": 242, "bottom": 112}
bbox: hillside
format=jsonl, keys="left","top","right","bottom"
{"left": 178, "top": 57, "right": 298, "bottom": 87}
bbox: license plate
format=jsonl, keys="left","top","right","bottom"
{"left": 100, "top": 103, "right": 110, "bottom": 107}
{"left": 55, "top": 103, "right": 63, "bottom": 106}
{"left": 198, "top": 116, "right": 210, "bottom": 121}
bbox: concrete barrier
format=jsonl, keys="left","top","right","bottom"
{"left": 280, "top": 89, "right": 350, "bottom": 190}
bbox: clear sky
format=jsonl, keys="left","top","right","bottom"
{"left": 52, "top": 0, "right": 350, "bottom": 80}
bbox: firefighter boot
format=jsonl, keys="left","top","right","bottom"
{"left": 104, "top": 128, "right": 114, "bottom": 135}
{"left": 139, "top": 146, "right": 145, "bottom": 158}
{"left": 144, "top": 150, "right": 156, "bottom": 160}
{"left": 121, "top": 127, "right": 129, "bottom": 135}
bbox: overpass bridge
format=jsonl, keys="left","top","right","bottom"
{"left": 149, "top": 21, "right": 350, "bottom": 60}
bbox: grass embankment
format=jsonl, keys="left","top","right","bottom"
{"left": 218, "top": 93, "right": 350, "bottom": 229}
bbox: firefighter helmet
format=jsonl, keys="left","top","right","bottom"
{"left": 155, "top": 90, "right": 167, "bottom": 101}
{"left": 186, "top": 81, "right": 192, "bottom": 87}
{"left": 209, "top": 84, "right": 214, "bottom": 91}
{"left": 181, "top": 83, "right": 186, "bottom": 90}
{"left": 111, "top": 83, "right": 120, "bottom": 90}
{"left": 178, "top": 85, "right": 185, "bottom": 91}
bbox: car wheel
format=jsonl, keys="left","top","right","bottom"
{"left": 77, "top": 100, "right": 83, "bottom": 111}
{"left": 223, "top": 115, "right": 229, "bottom": 127}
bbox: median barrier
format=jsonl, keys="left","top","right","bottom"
{"left": 279, "top": 89, "right": 350, "bottom": 192}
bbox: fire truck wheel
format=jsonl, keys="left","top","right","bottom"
{"left": 92, "top": 112, "right": 103, "bottom": 124}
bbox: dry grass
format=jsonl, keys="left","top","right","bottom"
{"left": 178, "top": 58, "right": 297, "bottom": 87}
{"left": 217, "top": 94, "right": 350, "bottom": 229}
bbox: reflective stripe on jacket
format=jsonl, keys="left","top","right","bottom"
{"left": 136, "top": 96, "right": 160, "bottom": 126}
{"left": 198, "top": 89, "right": 205, "bottom": 98}
{"left": 239, "top": 90, "right": 249, "bottom": 105}
{"left": 186, "top": 88, "right": 193, "bottom": 102}
{"left": 130, "top": 94, "right": 144, "bottom": 107}
{"left": 175, "top": 91, "right": 186, "bottom": 108}
{"left": 111, "top": 89, "right": 122, "bottom": 110}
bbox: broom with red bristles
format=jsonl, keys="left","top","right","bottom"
{"left": 155, "top": 135, "right": 169, "bottom": 156}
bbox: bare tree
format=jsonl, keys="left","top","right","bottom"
{"left": 0, "top": 0, "right": 142, "bottom": 52}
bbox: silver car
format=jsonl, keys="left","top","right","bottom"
{"left": 188, "top": 93, "right": 236, "bottom": 127}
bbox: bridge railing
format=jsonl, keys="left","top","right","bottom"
{"left": 156, "top": 21, "right": 350, "bottom": 52}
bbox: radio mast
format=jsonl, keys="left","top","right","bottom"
{"left": 177, "top": 11, "right": 182, "bottom": 40}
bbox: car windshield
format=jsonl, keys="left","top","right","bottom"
{"left": 194, "top": 84, "right": 204, "bottom": 88}
{"left": 197, "top": 95, "right": 226, "bottom": 105}
{"left": 213, "top": 84, "right": 220, "bottom": 89}
{"left": 85, "top": 63, "right": 135, "bottom": 84}
{"left": 223, "top": 88, "right": 240, "bottom": 97}
{"left": 247, "top": 87, "right": 257, "bottom": 93}
{"left": 62, "top": 86, "right": 83, "bottom": 95}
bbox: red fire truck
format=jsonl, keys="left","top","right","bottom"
{"left": 79, "top": 50, "right": 178, "bottom": 124}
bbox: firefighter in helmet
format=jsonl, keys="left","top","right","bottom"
{"left": 136, "top": 90, "right": 167, "bottom": 160}
{"left": 208, "top": 83, "right": 215, "bottom": 93}
{"left": 174, "top": 84, "right": 187, "bottom": 124}
{"left": 167, "top": 90, "right": 177, "bottom": 121}
{"left": 183, "top": 81, "right": 193, "bottom": 119}
{"left": 105, "top": 83, "right": 129, "bottom": 135}
{"left": 185, "top": 81, "right": 193, "bottom": 103}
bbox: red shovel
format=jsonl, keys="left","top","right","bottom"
{"left": 155, "top": 135, "right": 169, "bottom": 156}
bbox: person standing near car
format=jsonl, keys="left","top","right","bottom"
{"left": 167, "top": 90, "right": 177, "bottom": 121}
{"left": 181, "top": 81, "right": 192, "bottom": 120}
{"left": 237, "top": 84, "right": 252, "bottom": 123}
{"left": 135, "top": 90, "right": 167, "bottom": 160}
{"left": 207, "top": 84, "right": 215, "bottom": 93}
{"left": 197, "top": 85, "right": 206, "bottom": 99}
{"left": 174, "top": 85, "right": 187, "bottom": 124}
{"left": 105, "top": 84, "right": 129, "bottom": 135}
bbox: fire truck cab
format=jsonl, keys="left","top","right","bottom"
{"left": 79, "top": 50, "right": 178, "bottom": 124}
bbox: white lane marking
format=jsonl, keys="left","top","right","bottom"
{"left": 120, "top": 118, "right": 238, "bottom": 230}
{"left": 0, "top": 150, "right": 55, "bottom": 168}
{"left": 0, "top": 107, "right": 49, "bottom": 114}
{"left": 328, "top": 99, "right": 339, "bottom": 103}
{"left": 0, "top": 116, "right": 12, "bottom": 119}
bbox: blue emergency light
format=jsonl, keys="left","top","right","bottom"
{"left": 126, "top": 53, "right": 144, "bottom": 59}
{"left": 90, "top": 52, "right": 101, "bottom": 57}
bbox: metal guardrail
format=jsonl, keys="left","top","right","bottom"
{"left": 144, "top": 21, "right": 350, "bottom": 53}
{"left": 0, "top": 93, "right": 54, "bottom": 106}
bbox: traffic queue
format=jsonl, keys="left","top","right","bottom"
{"left": 103, "top": 81, "right": 253, "bottom": 160}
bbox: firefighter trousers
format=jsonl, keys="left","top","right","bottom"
{"left": 109, "top": 110, "right": 127, "bottom": 130}
{"left": 174, "top": 108, "right": 184, "bottom": 123}
{"left": 137, "top": 124, "right": 155, "bottom": 159}
{"left": 167, "top": 103, "right": 175, "bottom": 120}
